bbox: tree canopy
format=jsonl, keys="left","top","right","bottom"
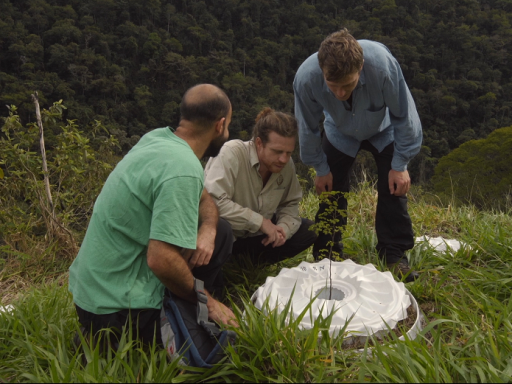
{"left": 1, "top": 0, "right": 512, "bottom": 183}
{"left": 432, "top": 126, "right": 512, "bottom": 209}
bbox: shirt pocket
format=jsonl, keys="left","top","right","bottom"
{"left": 364, "top": 105, "right": 387, "bottom": 132}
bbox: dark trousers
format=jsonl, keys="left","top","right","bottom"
{"left": 232, "top": 218, "right": 317, "bottom": 264}
{"left": 313, "top": 136, "right": 414, "bottom": 264}
{"left": 75, "top": 305, "right": 163, "bottom": 350}
{"left": 192, "top": 218, "right": 233, "bottom": 298}
{"left": 75, "top": 218, "right": 233, "bottom": 349}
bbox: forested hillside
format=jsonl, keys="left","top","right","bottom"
{"left": 1, "top": 0, "right": 512, "bottom": 182}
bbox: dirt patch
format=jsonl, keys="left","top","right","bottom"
{"left": 0, "top": 272, "right": 69, "bottom": 306}
{"left": 0, "top": 276, "right": 30, "bottom": 305}
{"left": 340, "top": 304, "right": 428, "bottom": 350}
{"left": 391, "top": 304, "right": 418, "bottom": 337}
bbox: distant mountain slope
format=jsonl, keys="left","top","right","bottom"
{"left": 1, "top": 0, "right": 511, "bottom": 183}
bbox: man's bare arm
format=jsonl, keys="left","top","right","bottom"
{"left": 185, "top": 188, "right": 219, "bottom": 269}
{"left": 148, "top": 239, "right": 196, "bottom": 301}
{"left": 147, "top": 239, "right": 237, "bottom": 326}
{"left": 199, "top": 187, "right": 219, "bottom": 228}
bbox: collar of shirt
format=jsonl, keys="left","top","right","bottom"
{"left": 248, "top": 140, "right": 260, "bottom": 170}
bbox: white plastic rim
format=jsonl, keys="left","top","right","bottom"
{"left": 0, "top": 305, "right": 13, "bottom": 314}
{"left": 415, "top": 236, "right": 470, "bottom": 253}
{"left": 399, "top": 290, "right": 422, "bottom": 341}
{"left": 251, "top": 259, "right": 414, "bottom": 338}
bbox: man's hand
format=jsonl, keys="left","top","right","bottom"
{"left": 206, "top": 294, "right": 239, "bottom": 327}
{"left": 315, "top": 172, "right": 333, "bottom": 195}
{"left": 260, "top": 218, "right": 287, "bottom": 247}
{"left": 388, "top": 169, "right": 411, "bottom": 196}
{"left": 272, "top": 231, "right": 287, "bottom": 248}
{"left": 184, "top": 226, "right": 216, "bottom": 269}
{"left": 263, "top": 230, "right": 286, "bottom": 248}
{"left": 147, "top": 240, "right": 237, "bottom": 328}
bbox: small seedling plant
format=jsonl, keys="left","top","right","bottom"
{"left": 310, "top": 190, "right": 348, "bottom": 300}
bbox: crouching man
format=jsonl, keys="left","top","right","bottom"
{"left": 204, "top": 108, "right": 317, "bottom": 265}
{"left": 69, "top": 84, "right": 238, "bottom": 349}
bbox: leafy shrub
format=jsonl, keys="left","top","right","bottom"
{"left": 0, "top": 101, "right": 119, "bottom": 261}
{"left": 432, "top": 126, "right": 512, "bottom": 210}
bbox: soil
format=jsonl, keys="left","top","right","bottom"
{"left": 341, "top": 304, "right": 428, "bottom": 350}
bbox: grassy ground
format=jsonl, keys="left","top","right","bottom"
{"left": 1, "top": 182, "right": 511, "bottom": 382}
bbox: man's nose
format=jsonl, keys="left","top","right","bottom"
{"left": 279, "top": 153, "right": 289, "bottom": 163}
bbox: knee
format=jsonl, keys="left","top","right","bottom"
{"left": 212, "top": 218, "right": 233, "bottom": 265}
{"left": 300, "top": 218, "right": 318, "bottom": 244}
{"left": 216, "top": 217, "right": 233, "bottom": 243}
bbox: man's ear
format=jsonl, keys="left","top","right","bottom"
{"left": 214, "top": 117, "right": 226, "bottom": 135}
{"left": 255, "top": 136, "right": 263, "bottom": 150}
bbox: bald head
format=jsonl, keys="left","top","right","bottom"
{"left": 180, "top": 84, "right": 231, "bottom": 131}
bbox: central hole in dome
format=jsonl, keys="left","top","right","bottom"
{"left": 315, "top": 287, "right": 345, "bottom": 301}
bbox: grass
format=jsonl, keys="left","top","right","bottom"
{"left": 1, "top": 182, "right": 512, "bottom": 382}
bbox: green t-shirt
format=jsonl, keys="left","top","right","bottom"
{"left": 69, "top": 128, "right": 203, "bottom": 314}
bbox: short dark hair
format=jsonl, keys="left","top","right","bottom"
{"left": 180, "top": 84, "right": 231, "bottom": 130}
{"left": 318, "top": 28, "right": 363, "bottom": 82}
{"left": 252, "top": 107, "right": 298, "bottom": 145}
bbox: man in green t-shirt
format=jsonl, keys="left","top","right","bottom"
{"left": 69, "top": 84, "right": 237, "bottom": 348}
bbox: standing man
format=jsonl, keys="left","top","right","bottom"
{"left": 204, "top": 107, "right": 317, "bottom": 265}
{"left": 293, "top": 29, "right": 422, "bottom": 282}
{"left": 69, "top": 84, "right": 237, "bottom": 349}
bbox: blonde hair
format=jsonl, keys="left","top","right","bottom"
{"left": 252, "top": 107, "right": 298, "bottom": 145}
{"left": 318, "top": 28, "right": 363, "bottom": 81}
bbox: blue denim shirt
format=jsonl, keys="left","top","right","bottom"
{"left": 293, "top": 40, "right": 422, "bottom": 176}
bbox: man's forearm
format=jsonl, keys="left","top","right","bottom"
{"left": 147, "top": 239, "right": 197, "bottom": 302}
{"left": 148, "top": 239, "right": 238, "bottom": 327}
{"left": 199, "top": 188, "right": 218, "bottom": 229}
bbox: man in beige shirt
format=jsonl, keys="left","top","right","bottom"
{"left": 204, "top": 108, "right": 317, "bottom": 264}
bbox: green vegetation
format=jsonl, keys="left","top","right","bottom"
{"left": 1, "top": 99, "right": 511, "bottom": 381}
{"left": 1, "top": 0, "right": 512, "bottom": 184}
{"left": 0, "top": 101, "right": 118, "bottom": 270}
{"left": 1, "top": 177, "right": 512, "bottom": 382}
{"left": 432, "top": 125, "right": 512, "bottom": 210}
{"left": 2, "top": 0, "right": 512, "bottom": 379}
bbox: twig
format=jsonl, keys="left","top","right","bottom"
{"left": 31, "top": 91, "right": 60, "bottom": 243}
{"left": 31, "top": 92, "right": 56, "bottom": 223}
{"left": 22, "top": 101, "right": 77, "bottom": 255}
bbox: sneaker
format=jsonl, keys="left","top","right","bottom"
{"left": 388, "top": 261, "right": 419, "bottom": 283}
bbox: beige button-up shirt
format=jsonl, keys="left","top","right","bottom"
{"left": 204, "top": 139, "right": 302, "bottom": 240}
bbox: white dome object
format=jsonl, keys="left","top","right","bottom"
{"left": 415, "top": 236, "right": 469, "bottom": 253}
{"left": 0, "top": 305, "right": 13, "bottom": 313}
{"left": 252, "top": 259, "right": 411, "bottom": 338}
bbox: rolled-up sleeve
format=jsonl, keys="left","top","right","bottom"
{"left": 382, "top": 59, "right": 423, "bottom": 172}
{"left": 204, "top": 146, "right": 264, "bottom": 234}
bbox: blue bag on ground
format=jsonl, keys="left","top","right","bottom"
{"left": 160, "top": 279, "right": 237, "bottom": 368}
